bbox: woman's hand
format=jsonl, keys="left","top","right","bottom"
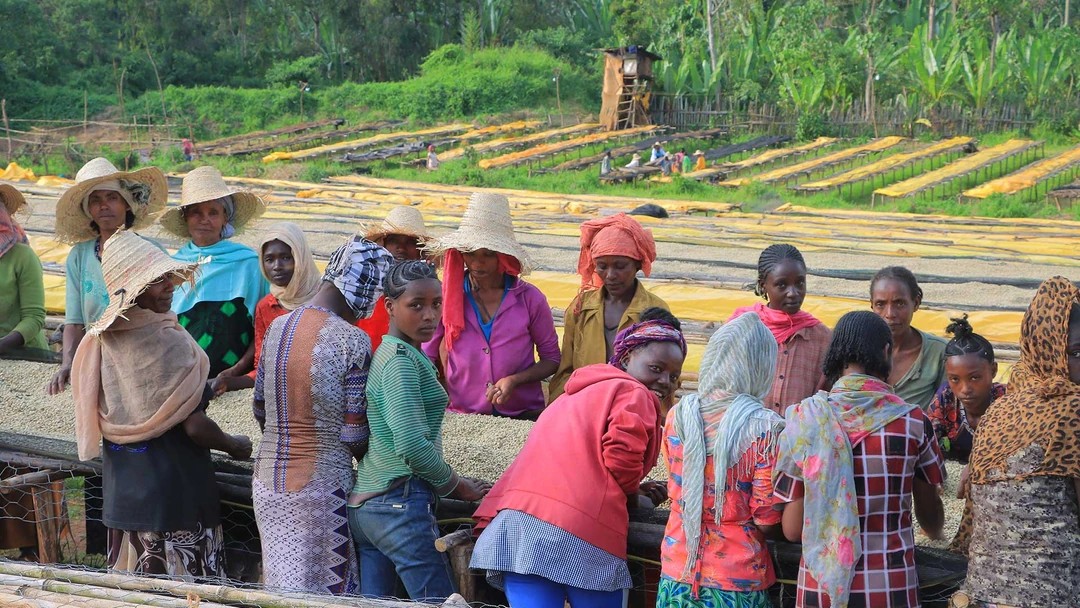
{"left": 638, "top": 480, "right": 668, "bottom": 507}
{"left": 486, "top": 376, "right": 519, "bottom": 406}
{"left": 957, "top": 465, "right": 971, "bottom": 500}
{"left": 227, "top": 435, "right": 253, "bottom": 460}
{"left": 46, "top": 366, "right": 71, "bottom": 396}
{"left": 449, "top": 476, "right": 492, "bottom": 502}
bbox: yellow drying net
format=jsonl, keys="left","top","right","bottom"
{"left": 796, "top": 137, "right": 973, "bottom": 191}
{"left": 261, "top": 123, "right": 474, "bottom": 162}
{"left": 439, "top": 123, "right": 600, "bottom": 162}
{"left": 478, "top": 125, "right": 658, "bottom": 170}
{"left": 963, "top": 144, "right": 1080, "bottom": 199}
{"left": 0, "top": 162, "right": 37, "bottom": 182}
{"left": 719, "top": 136, "right": 906, "bottom": 187}
{"left": 874, "top": 139, "right": 1038, "bottom": 199}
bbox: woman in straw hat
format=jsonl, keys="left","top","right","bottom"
{"left": 0, "top": 184, "right": 47, "bottom": 356}
{"left": 160, "top": 166, "right": 267, "bottom": 379}
{"left": 693, "top": 150, "right": 707, "bottom": 171}
{"left": 0, "top": 183, "right": 47, "bottom": 561}
{"left": 357, "top": 205, "right": 431, "bottom": 353}
{"left": 71, "top": 229, "right": 252, "bottom": 578}
{"left": 254, "top": 235, "right": 393, "bottom": 595}
{"left": 471, "top": 319, "right": 685, "bottom": 607}
{"left": 46, "top": 157, "right": 167, "bottom": 395}
{"left": 209, "top": 222, "right": 321, "bottom": 395}
{"left": 548, "top": 212, "right": 668, "bottom": 402}
{"left": 423, "top": 193, "right": 560, "bottom": 419}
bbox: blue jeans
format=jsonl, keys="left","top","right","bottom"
{"left": 503, "top": 572, "right": 627, "bottom": 608}
{"left": 348, "top": 477, "right": 455, "bottom": 602}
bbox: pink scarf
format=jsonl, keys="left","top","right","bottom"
{"left": 0, "top": 204, "right": 28, "bottom": 258}
{"left": 729, "top": 301, "right": 821, "bottom": 345}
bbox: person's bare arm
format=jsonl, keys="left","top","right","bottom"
{"left": 217, "top": 341, "right": 256, "bottom": 378}
{"left": 182, "top": 410, "right": 252, "bottom": 460}
{"left": 913, "top": 476, "right": 945, "bottom": 540}
{"left": 781, "top": 499, "right": 804, "bottom": 542}
{"left": 47, "top": 324, "right": 85, "bottom": 395}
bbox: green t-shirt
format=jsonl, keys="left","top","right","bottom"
{"left": 0, "top": 243, "right": 48, "bottom": 349}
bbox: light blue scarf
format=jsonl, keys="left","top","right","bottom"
{"left": 170, "top": 239, "right": 267, "bottom": 319}
{"left": 672, "top": 312, "right": 782, "bottom": 580}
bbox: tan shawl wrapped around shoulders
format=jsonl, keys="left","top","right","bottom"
{"left": 72, "top": 306, "right": 210, "bottom": 460}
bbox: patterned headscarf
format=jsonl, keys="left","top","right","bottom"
{"left": 79, "top": 179, "right": 152, "bottom": 218}
{"left": 673, "top": 313, "right": 782, "bottom": 581}
{"left": 322, "top": 235, "right": 394, "bottom": 320}
{"left": 608, "top": 319, "right": 687, "bottom": 368}
{"left": 0, "top": 203, "right": 28, "bottom": 258}
{"left": 970, "top": 276, "right": 1080, "bottom": 484}
{"left": 577, "top": 213, "right": 657, "bottom": 292}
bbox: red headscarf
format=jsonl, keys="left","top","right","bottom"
{"left": 729, "top": 302, "right": 822, "bottom": 345}
{"left": 441, "top": 248, "right": 522, "bottom": 352}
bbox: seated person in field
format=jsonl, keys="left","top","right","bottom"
{"left": 0, "top": 184, "right": 47, "bottom": 356}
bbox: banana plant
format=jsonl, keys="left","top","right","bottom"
{"left": 1015, "top": 33, "right": 1073, "bottom": 107}
{"left": 960, "top": 31, "right": 1010, "bottom": 110}
{"left": 903, "top": 24, "right": 963, "bottom": 112}
{"left": 779, "top": 69, "right": 826, "bottom": 114}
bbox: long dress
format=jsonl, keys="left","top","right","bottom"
{"left": 253, "top": 305, "right": 371, "bottom": 594}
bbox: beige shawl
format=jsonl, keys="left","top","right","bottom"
{"left": 72, "top": 306, "right": 210, "bottom": 460}
{"left": 261, "top": 222, "right": 321, "bottom": 311}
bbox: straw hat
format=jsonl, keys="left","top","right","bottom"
{"left": 159, "top": 166, "right": 266, "bottom": 239}
{"left": 0, "top": 184, "right": 27, "bottom": 215}
{"left": 54, "top": 158, "right": 167, "bottom": 244}
{"left": 87, "top": 230, "right": 200, "bottom": 336}
{"left": 426, "top": 192, "right": 532, "bottom": 271}
{"left": 693, "top": 150, "right": 704, "bottom": 156}
{"left": 631, "top": 153, "right": 642, "bottom": 161}
{"left": 363, "top": 205, "right": 432, "bottom": 244}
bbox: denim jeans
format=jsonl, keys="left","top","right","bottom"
{"left": 502, "top": 572, "right": 628, "bottom": 608}
{"left": 347, "top": 477, "right": 455, "bottom": 602}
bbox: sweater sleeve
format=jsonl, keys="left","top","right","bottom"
{"left": 601, "top": 384, "right": 655, "bottom": 495}
{"left": 12, "top": 246, "right": 46, "bottom": 343}
{"left": 527, "top": 286, "right": 561, "bottom": 364}
{"left": 64, "top": 246, "right": 84, "bottom": 325}
{"left": 382, "top": 353, "right": 454, "bottom": 490}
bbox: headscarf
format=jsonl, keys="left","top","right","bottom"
{"left": 970, "top": 276, "right": 1080, "bottom": 484}
{"left": 729, "top": 301, "right": 823, "bottom": 345}
{"left": 171, "top": 239, "right": 266, "bottom": 320}
{"left": 672, "top": 313, "right": 782, "bottom": 583}
{"left": 179, "top": 196, "right": 236, "bottom": 239}
{"left": 577, "top": 213, "right": 657, "bottom": 293}
{"left": 775, "top": 374, "right": 916, "bottom": 608}
{"left": 260, "top": 223, "right": 321, "bottom": 311}
{"left": 608, "top": 319, "right": 687, "bottom": 368}
{"left": 440, "top": 248, "right": 522, "bottom": 352}
{"left": 0, "top": 203, "right": 28, "bottom": 258}
{"left": 72, "top": 306, "right": 210, "bottom": 461}
{"left": 323, "top": 235, "right": 394, "bottom": 320}
{"left": 79, "top": 179, "right": 150, "bottom": 219}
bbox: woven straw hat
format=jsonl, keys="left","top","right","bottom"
{"left": 87, "top": 230, "right": 200, "bottom": 336}
{"left": 693, "top": 150, "right": 704, "bottom": 156}
{"left": 0, "top": 184, "right": 27, "bottom": 215}
{"left": 363, "top": 205, "right": 432, "bottom": 244}
{"left": 426, "top": 192, "right": 532, "bottom": 271}
{"left": 159, "top": 166, "right": 265, "bottom": 239}
{"left": 54, "top": 158, "right": 167, "bottom": 244}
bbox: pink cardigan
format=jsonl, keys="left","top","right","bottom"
{"left": 472, "top": 364, "right": 661, "bottom": 558}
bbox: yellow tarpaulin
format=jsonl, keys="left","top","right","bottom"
{"left": 478, "top": 125, "right": 658, "bottom": 169}
{"left": 796, "top": 137, "right": 973, "bottom": 191}
{"left": 962, "top": 144, "right": 1080, "bottom": 199}
{"left": 262, "top": 123, "right": 474, "bottom": 162}
{"left": 875, "top": 139, "right": 1038, "bottom": 199}
{"left": 0, "top": 162, "right": 37, "bottom": 182}
{"left": 718, "top": 137, "right": 838, "bottom": 172}
{"left": 439, "top": 123, "right": 600, "bottom": 162}
{"left": 719, "top": 137, "right": 906, "bottom": 187}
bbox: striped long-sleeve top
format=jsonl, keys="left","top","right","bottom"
{"left": 352, "top": 335, "right": 457, "bottom": 497}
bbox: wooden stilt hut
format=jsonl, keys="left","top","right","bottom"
{"left": 599, "top": 46, "right": 661, "bottom": 131}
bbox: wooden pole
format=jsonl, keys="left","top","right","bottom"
{"left": 1, "top": 99, "right": 11, "bottom": 164}
{"left": 84, "top": 90, "right": 89, "bottom": 139}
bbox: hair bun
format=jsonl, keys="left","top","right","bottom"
{"left": 945, "top": 313, "right": 973, "bottom": 340}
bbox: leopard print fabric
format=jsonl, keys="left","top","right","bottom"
{"left": 969, "top": 276, "right": 1080, "bottom": 484}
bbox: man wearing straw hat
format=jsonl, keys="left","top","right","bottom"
{"left": 46, "top": 157, "right": 167, "bottom": 395}
{"left": 358, "top": 205, "right": 432, "bottom": 352}
{"left": 71, "top": 229, "right": 252, "bottom": 578}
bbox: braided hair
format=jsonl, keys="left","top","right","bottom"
{"left": 944, "top": 313, "right": 995, "bottom": 363}
{"left": 870, "top": 266, "right": 923, "bottom": 304}
{"left": 822, "top": 310, "right": 894, "bottom": 386}
{"left": 383, "top": 260, "right": 438, "bottom": 299}
{"left": 639, "top": 306, "right": 682, "bottom": 331}
{"left": 755, "top": 244, "right": 805, "bottom": 298}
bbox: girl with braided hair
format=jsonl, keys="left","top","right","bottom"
{"left": 471, "top": 319, "right": 686, "bottom": 608}
{"left": 729, "top": 244, "right": 830, "bottom": 414}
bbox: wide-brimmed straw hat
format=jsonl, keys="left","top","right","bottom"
{"left": 426, "top": 192, "right": 532, "bottom": 271}
{"left": 159, "top": 166, "right": 265, "bottom": 239}
{"left": 54, "top": 158, "right": 167, "bottom": 244}
{"left": 0, "top": 184, "right": 27, "bottom": 215}
{"left": 631, "top": 153, "right": 642, "bottom": 161}
{"left": 363, "top": 205, "right": 432, "bottom": 244}
{"left": 693, "top": 150, "right": 704, "bottom": 156}
{"left": 87, "top": 230, "right": 200, "bottom": 336}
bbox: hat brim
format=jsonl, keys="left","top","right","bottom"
{"left": 0, "top": 184, "right": 27, "bottom": 215}
{"left": 158, "top": 190, "right": 266, "bottom": 239}
{"left": 363, "top": 221, "right": 433, "bottom": 244}
{"left": 54, "top": 166, "right": 167, "bottom": 244}
{"left": 426, "top": 233, "right": 533, "bottom": 274}
{"left": 87, "top": 259, "right": 200, "bottom": 336}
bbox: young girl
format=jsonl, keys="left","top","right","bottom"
{"left": 870, "top": 266, "right": 947, "bottom": 409}
{"left": 471, "top": 319, "right": 686, "bottom": 608}
{"left": 212, "top": 222, "right": 321, "bottom": 394}
{"left": 729, "top": 244, "right": 830, "bottom": 414}
{"left": 349, "top": 261, "right": 490, "bottom": 601}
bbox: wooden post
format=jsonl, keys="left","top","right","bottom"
{"left": 31, "top": 481, "right": 66, "bottom": 564}
{"left": 83, "top": 90, "right": 88, "bottom": 139}
{"left": 436, "top": 529, "right": 478, "bottom": 601}
{"left": 1, "top": 99, "right": 10, "bottom": 164}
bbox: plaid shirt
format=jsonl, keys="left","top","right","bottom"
{"left": 926, "top": 383, "right": 1006, "bottom": 462}
{"left": 775, "top": 407, "right": 945, "bottom": 608}
{"left": 765, "top": 323, "right": 831, "bottom": 414}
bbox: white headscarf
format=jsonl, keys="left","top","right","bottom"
{"left": 671, "top": 312, "right": 782, "bottom": 579}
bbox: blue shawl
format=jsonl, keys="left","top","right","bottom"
{"left": 171, "top": 239, "right": 267, "bottom": 319}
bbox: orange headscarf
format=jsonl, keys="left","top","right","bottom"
{"left": 441, "top": 248, "right": 522, "bottom": 352}
{"left": 576, "top": 213, "right": 657, "bottom": 292}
